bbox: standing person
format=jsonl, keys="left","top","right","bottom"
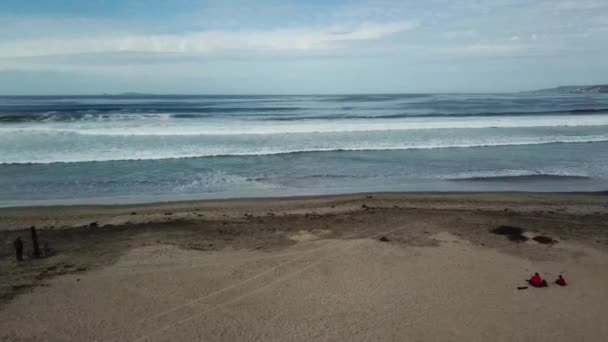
{"left": 13, "top": 237, "right": 24, "bottom": 261}
{"left": 30, "top": 226, "right": 41, "bottom": 258}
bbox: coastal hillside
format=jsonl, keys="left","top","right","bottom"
{"left": 528, "top": 85, "right": 608, "bottom": 94}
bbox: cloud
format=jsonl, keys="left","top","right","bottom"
{"left": 2, "top": 1, "right": 608, "bottom": 94}
{"left": 0, "top": 21, "right": 417, "bottom": 58}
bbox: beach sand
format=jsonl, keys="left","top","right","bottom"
{"left": 1, "top": 192, "right": 608, "bottom": 341}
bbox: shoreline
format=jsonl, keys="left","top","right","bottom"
{"left": 1, "top": 191, "right": 607, "bottom": 232}
{"left": 5, "top": 190, "right": 608, "bottom": 207}
{"left": 4, "top": 181, "right": 606, "bottom": 209}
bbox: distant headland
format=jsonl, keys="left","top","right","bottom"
{"left": 526, "top": 85, "right": 608, "bottom": 94}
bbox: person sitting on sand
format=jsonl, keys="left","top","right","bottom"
{"left": 555, "top": 275, "right": 567, "bottom": 286}
{"left": 528, "top": 272, "right": 548, "bottom": 287}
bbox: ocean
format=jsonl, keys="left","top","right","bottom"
{"left": 1, "top": 93, "right": 608, "bottom": 206}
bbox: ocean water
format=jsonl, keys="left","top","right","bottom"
{"left": 1, "top": 93, "right": 608, "bottom": 206}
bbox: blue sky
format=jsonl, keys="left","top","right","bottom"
{"left": 1, "top": 0, "right": 607, "bottom": 94}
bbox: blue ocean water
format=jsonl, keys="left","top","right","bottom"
{"left": 1, "top": 93, "right": 608, "bottom": 206}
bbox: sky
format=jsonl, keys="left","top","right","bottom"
{"left": 1, "top": 0, "right": 607, "bottom": 94}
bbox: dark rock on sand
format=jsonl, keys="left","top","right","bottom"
{"left": 491, "top": 225, "right": 528, "bottom": 242}
{"left": 533, "top": 236, "right": 557, "bottom": 245}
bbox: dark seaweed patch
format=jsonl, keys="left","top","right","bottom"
{"left": 533, "top": 236, "right": 557, "bottom": 245}
{"left": 491, "top": 225, "right": 528, "bottom": 242}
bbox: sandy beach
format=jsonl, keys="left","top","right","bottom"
{"left": 1, "top": 192, "right": 608, "bottom": 341}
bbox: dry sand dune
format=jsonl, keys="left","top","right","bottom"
{"left": 1, "top": 193, "right": 608, "bottom": 341}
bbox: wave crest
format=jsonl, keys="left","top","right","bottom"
{"left": 2, "top": 137, "right": 607, "bottom": 165}
{"left": 2, "top": 108, "right": 608, "bottom": 123}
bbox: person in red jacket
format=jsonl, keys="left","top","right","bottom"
{"left": 528, "top": 272, "right": 548, "bottom": 287}
{"left": 555, "top": 274, "right": 567, "bottom": 286}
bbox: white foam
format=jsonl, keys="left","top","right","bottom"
{"left": 2, "top": 114, "right": 608, "bottom": 136}
{"left": 444, "top": 168, "right": 590, "bottom": 180}
{"left": 1, "top": 135, "right": 607, "bottom": 165}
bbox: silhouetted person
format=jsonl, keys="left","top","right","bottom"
{"left": 555, "top": 274, "right": 567, "bottom": 286}
{"left": 13, "top": 237, "right": 23, "bottom": 261}
{"left": 30, "top": 226, "right": 41, "bottom": 258}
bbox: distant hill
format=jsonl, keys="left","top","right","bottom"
{"left": 527, "top": 85, "right": 608, "bottom": 94}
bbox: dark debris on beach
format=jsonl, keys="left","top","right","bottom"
{"left": 491, "top": 225, "right": 529, "bottom": 242}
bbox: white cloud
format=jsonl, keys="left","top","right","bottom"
{"left": 0, "top": 21, "right": 417, "bottom": 58}
{"left": 510, "top": 35, "right": 520, "bottom": 41}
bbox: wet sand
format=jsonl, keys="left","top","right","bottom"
{"left": 1, "top": 192, "right": 608, "bottom": 341}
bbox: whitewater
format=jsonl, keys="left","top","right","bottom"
{"left": 1, "top": 93, "right": 608, "bottom": 205}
